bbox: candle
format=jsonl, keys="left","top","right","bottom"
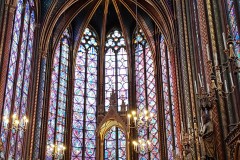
{"left": 134, "top": 117, "right": 137, "bottom": 126}
{"left": 194, "top": 81, "right": 198, "bottom": 94}
{"left": 222, "top": 32, "right": 227, "bottom": 50}
{"left": 198, "top": 73, "right": 203, "bottom": 87}
{"left": 224, "top": 80, "right": 229, "bottom": 93}
{"left": 3, "top": 116, "right": 7, "bottom": 128}
{"left": 229, "top": 73, "right": 234, "bottom": 87}
{"left": 214, "top": 53, "right": 218, "bottom": 66}
{"left": 127, "top": 114, "right": 131, "bottom": 125}
{"left": 218, "top": 71, "right": 222, "bottom": 83}
{"left": 206, "top": 44, "right": 210, "bottom": 60}
{"left": 207, "top": 83, "right": 210, "bottom": 94}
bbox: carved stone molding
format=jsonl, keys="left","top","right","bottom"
{"left": 226, "top": 123, "right": 240, "bottom": 160}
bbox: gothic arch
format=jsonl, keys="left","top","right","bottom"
{"left": 38, "top": 0, "right": 176, "bottom": 59}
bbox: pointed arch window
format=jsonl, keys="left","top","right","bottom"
{"left": 46, "top": 29, "right": 70, "bottom": 158}
{"left": 105, "top": 29, "right": 128, "bottom": 111}
{"left": 104, "top": 126, "right": 126, "bottom": 160}
{"left": 0, "top": 0, "right": 35, "bottom": 159}
{"left": 160, "top": 36, "right": 180, "bottom": 159}
{"left": 226, "top": 0, "right": 240, "bottom": 55}
{"left": 71, "top": 27, "right": 98, "bottom": 159}
{"left": 104, "top": 29, "right": 128, "bottom": 159}
{"left": 134, "top": 29, "right": 160, "bottom": 159}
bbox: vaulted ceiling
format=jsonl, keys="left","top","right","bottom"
{"left": 36, "top": 0, "right": 176, "bottom": 55}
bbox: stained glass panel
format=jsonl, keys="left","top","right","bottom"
{"left": 105, "top": 29, "right": 128, "bottom": 111}
{"left": 168, "top": 50, "right": 179, "bottom": 155}
{"left": 227, "top": 0, "right": 240, "bottom": 56}
{"left": 46, "top": 29, "right": 70, "bottom": 159}
{"left": 104, "top": 127, "right": 126, "bottom": 160}
{"left": 0, "top": 0, "right": 35, "bottom": 159}
{"left": 71, "top": 27, "right": 98, "bottom": 160}
{"left": 160, "top": 37, "right": 173, "bottom": 160}
{"left": 134, "top": 29, "right": 160, "bottom": 159}
{"left": 104, "top": 29, "right": 128, "bottom": 159}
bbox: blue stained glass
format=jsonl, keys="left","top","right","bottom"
{"left": 46, "top": 29, "right": 70, "bottom": 159}
{"left": 105, "top": 29, "right": 128, "bottom": 112}
{"left": 134, "top": 28, "right": 160, "bottom": 160}
{"left": 104, "top": 127, "right": 126, "bottom": 160}
{"left": 104, "top": 29, "right": 128, "bottom": 159}
{"left": 72, "top": 27, "right": 98, "bottom": 160}
{"left": 227, "top": 0, "right": 240, "bottom": 57}
{"left": 0, "top": 0, "right": 35, "bottom": 159}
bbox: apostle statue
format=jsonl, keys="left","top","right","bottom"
{"left": 199, "top": 110, "right": 215, "bottom": 160}
{"left": 110, "top": 89, "right": 117, "bottom": 107}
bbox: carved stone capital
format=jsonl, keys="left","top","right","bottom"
{"left": 7, "top": 4, "right": 17, "bottom": 13}
{"left": 168, "top": 43, "right": 176, "bottom": 52}
{"left": 39, "top": 50, "right": 47, "bottom": 58}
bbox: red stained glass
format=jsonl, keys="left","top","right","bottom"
{"left": 0, "top": 0, "right": 35, "bottom": 159}
{"left": 71, "top": 27, "right": 98, "bottom": 160}
{"left": 104, "top": 29, "right": 128, "bottom": 159}
{"left": 46, "top": 29, "right": 70, "bottom": 159}
{"left": 134, "top": 29, "right": 160, "bottom": 159}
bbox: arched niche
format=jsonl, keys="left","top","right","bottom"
{"left": 234, "top": 141, "right": 240, "bottom": 160}
{"left": 96, "top": 107, "right": 130, "bottom": 160}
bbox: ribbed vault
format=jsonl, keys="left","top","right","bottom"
{"left": 38, "top": 0, "right": 175, "bottom": 56}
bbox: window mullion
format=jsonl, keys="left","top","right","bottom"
{"left": 115, "top": 49, "right": 119, "bottom": 159}
{"left": 143, "top": 43, "right": 151, "bottom": 159}
{"left": 165, "top": 46, "right": 176, "bottom": 153}
{"left": 82, "top": 48, "right": 88, "bottom": 160}
{"left": 13, "top": 7, "right": 32, "bottom": 157}
{"left": 4, "top": 2, "right": 27, "bottom": 159}
{"left": 53, "top": 41, "right": 63, "bottom": 159}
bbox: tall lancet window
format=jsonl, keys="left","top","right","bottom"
{"left": 71, "top": 27, "right": 98, "bottom": 159}
{"left": 104, "top": 29, "right": 128, "bottom": 111}
{"left": 134, "top": 28, "right": 160, "bottom": 159}
{"left": 0, "top": 0, "right": 35, "bottom": 159}
{"left": 46, "top": 29, "right": 70, "bottom": 159}
{"left": 104, "top": 29, "right": 128, "bottom": 159}
{"left": 226, "top": 0, "right": 240, "bottom": 55}
{"left": 160, "top": 36, "right": 180, "bottom": 159}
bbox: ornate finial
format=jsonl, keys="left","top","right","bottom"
{"left": 110, "top": 89, "right": 117, "bottom": 107}
{"left": 120, "top": 98, "right": 126, "bottom": 113}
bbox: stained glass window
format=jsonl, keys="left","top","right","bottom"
{"left": 105, "top": 29, "right": 128, "bottom": 111}
{"left": 104, "top": 127, "right": 126, "bottom": 160}
{"left": 134, "top": 28, "right": 160, "bottom": 159}
{"left": 160, "top": 36, "right": 179, "bottom": 159}
{"left": 168, "top": 50, "right": 180, "bottom": 156}
{"left": 0, "top": 0, "right": 35, "bottom": 159}
{"left": 227, "top": 0, "right": 240, "bottom": 56}
{"left": 46, "top": 29, "right": 70, "bottom": 159}
{"left": 160, "top": 36, "right": 173, "bottom": 159}
{"left": 104, "top": 29, "right": 128, "bottom": 159}
{"left": 71, "top": 27, "right": 98, "bottom": 160}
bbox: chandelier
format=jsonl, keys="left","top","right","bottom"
{"left": 127, "top": 110, "right": 154, "bottom": 128}
{"left": 47, "top": 143, "right": 66, "bottom": 159}
{"left": 127, "top": 109, "right": 154, "bottom": 154}
{"left": 132, "top": 138, "right": 153, "bottom": 154}
{"left": 3, "top": 114, "right": 28, "bottom": 131}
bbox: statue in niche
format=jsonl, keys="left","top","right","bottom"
{"left": 182, "top": 133, "right": 193, "bottom": 160}
{"left": 120, "top": 100, "right": 126, "bottom": 113}
{"left": 199, "top": 109, "right": 215, "bottom": 160}
{"left": 110, "top": 89, "right": 117, "bottom": 107}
